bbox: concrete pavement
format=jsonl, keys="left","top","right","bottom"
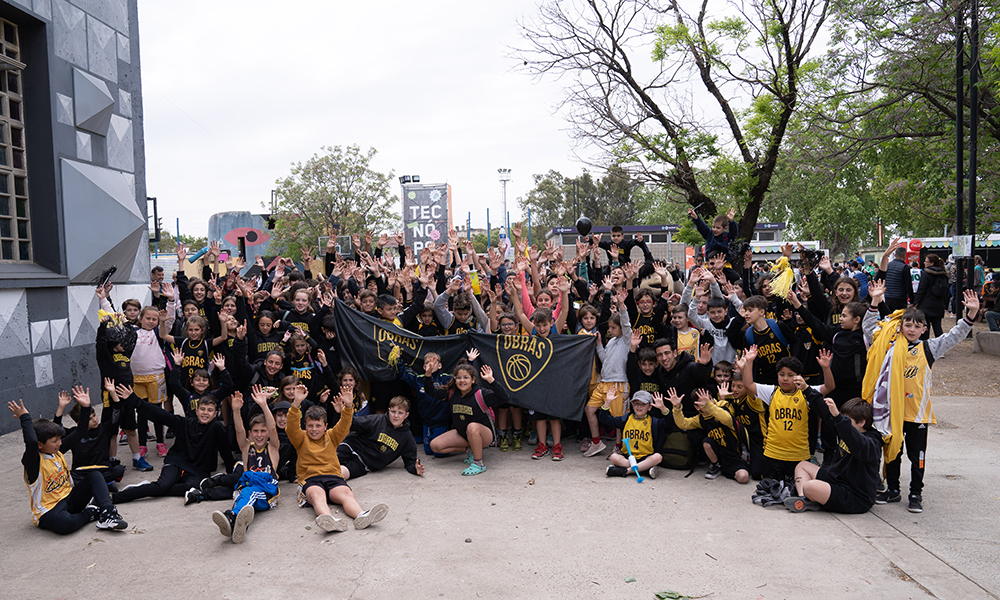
{"left": 0, "top": 394, "right": 997, "bottom": 600}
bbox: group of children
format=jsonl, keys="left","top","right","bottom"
{"left": 12, "top": 215, "right": 979, "bottom": 540}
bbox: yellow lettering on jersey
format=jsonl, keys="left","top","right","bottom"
{"left": 453, "top": 405, "right": 473, "bottom": 416}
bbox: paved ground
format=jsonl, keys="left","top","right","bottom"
{"left": 1, "top": 394, "right": 997, "bottom": 600}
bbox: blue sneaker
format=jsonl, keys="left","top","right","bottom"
{"left": 133, "top": 456, "right": 154, "bottom": 472}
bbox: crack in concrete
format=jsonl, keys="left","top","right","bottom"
{"left": 836, "top": 512, "right": 1000, "bottom": 599}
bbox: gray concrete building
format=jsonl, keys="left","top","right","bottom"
{"left": 0, "top": 0, "right": 147, "bottom": 433}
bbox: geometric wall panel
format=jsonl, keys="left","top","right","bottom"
{"left": 73, "top": 68, "right": 114, "bottom": 136}
{"left": 109, "top": 284, "right": 152, "bottom": 309}
{"left": 50, "top": 318, "right": 70, "bottom": 350}
{"left": 53, "top": 0, "right": 86, "bottom": 68}
{"left": 33, "top": 0, "right": 52, "bottom": 21}
{"left": 107, "top": 114, "right": 133, "bottom": 172}
{"left": 87, "top": 16, "right": 117, "bottom": 82}
{"left": 118, "top": 88, "right": 131, "bottom": 118}
{"left": 67, "top": 285, "right": 99, "bottom": 347}
{"left": 76, "top": 131, "right": 92, "bottom": 161}
{"left": 56, "top": 93, "right": 74, "bottom": 126}
{"left": 30, "top": 321, "right": 51, "bottom": 354}
{"left": 0, "top": 289, "right": 30, "bottom": 359}
{"left": 117, "top": 32, "right": 130, "bottom": 64}
{"left": 34, "top": 355, "right": 54, "bottom": 388}
{"left": 60, "top": 159, "right": 144, "bottom": 283}
{"left": 72, "top": 0, "right": 128, "bottom": 34}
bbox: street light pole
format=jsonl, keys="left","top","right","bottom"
{"left": 498, "top": 168, "right": 511, "bottom": 235}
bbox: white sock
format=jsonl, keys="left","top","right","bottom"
{"left": 133, "top": 453, "right": 141, "bottom": 461}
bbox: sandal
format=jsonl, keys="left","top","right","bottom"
{"left": 462, "top": 462, "right": 487, "bottom": 476}
{"left": 463, "top": 452, "right": 475, "bottom": 464}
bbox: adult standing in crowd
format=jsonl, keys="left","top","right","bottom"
{"left": 914, "top": 254, "right": 949, "bottom": 339}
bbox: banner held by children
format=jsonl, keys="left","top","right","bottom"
{"left": 333, "top": 301, "right": 595, "bottom": 420}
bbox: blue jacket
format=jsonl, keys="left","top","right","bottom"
{"left": 692, "top": 215, "right": 739, "bottom": 258}
{"left": 399, "top": 366, "right": 452, "bottom": 427}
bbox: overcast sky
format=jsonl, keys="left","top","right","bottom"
{"left": 138, "top": 1, "right": 593, "bottom": 239}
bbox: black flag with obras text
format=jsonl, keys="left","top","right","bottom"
{"left": 332, "top": 300, "right": 596, "bottom": 420}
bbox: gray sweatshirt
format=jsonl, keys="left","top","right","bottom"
{"left": 596, "top": 308, "right": 631, "bottom": 383}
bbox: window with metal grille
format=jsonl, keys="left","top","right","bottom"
{"left": 0, "top": 18, "right": 29, "bottom": 263}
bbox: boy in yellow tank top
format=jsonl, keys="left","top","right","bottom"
{"left": 738, "top": 346, "right": 835, "bottom": 482}
{"left": 9, "top": 390, "right": 127, "bottom": 534}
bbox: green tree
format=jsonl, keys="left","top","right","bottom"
{"left": 516, "top": 0, "right": 830, "bottom": 238}
{"left": 268, "top": 145, "right": 399, "bottom": 259}
{"left": 150, "top": 232, "right": 207, "bottom": 255}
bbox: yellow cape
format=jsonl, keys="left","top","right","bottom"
{"left": 861, "top": 309, "right": 907, "bottom": 463}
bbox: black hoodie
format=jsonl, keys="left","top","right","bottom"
{"left": 338, "top": 414, "right": 420, "bottom": 474}
{"left": 809, "top": 394, "right": 881, "bottom": 509}
{"left": 654, "top": 350, "right": 713, "bottom": 418}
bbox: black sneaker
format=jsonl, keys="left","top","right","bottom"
{"left": 184, "top": 488, "right": 204, "bottom": 505}
{"left": 83, "top": 504, "right": 101, "bottom": 523}
{"left": 165, "top": 428, "right": 175, "bottom": 439}
{"left": 96, "top": 507, "right": 128, "bottom": 530}
{"left": 704, "top": 463, "right": 722, "bottom": 480}
{"left": 606, "top": 466, "right": 628, "bottom": 477}
{"left": 875, "top": 489, "right": 901, "bottom": 504}
{"left": 784, "top": 496, "right": 821, "bottom": 513}
{"left": 908, "top": 494, "right": 923, "bottom": 513}
{"left": 212, "top": 509, "right": 235, "bottom": 537}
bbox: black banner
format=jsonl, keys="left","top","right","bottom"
{"left": 333, "top": 301, "right": 596, "bottom": 420}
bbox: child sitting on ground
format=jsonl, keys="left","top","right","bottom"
{"left": 597, "top": 390, "right": 668, "bottom": 478}
{"left": 422, "top": 349, "right": 511, "bottom": 475}
{"left": 287, "top": 384, "right": 388, "bottom": 532}
{"left": 112, "top": 384, "right": 235, "bottom": 505}
{"left": 55, "top": 380, "right": 126, "bottom": 489}
{"left": 338, "top": 396, "right": 424, "bottom": 480}
{"left": 784, "top": 397, "right": 881, "bottom": 514}
{"left": 9, "top": 391, "right": 127, "bottom": 534}
{"left": 210, "top": 388, "right": 280, "bottom": 544}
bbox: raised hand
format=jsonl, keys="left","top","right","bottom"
{"left": 466, "top": 347, "right": 480, "bottom": 362}
{"left": 7, "top": 399, "right": 27, "bottom": 418}
{"left": 817, "top": 348, "right": 832, "bottom": 369}
{"left": 114, "top": 383, "right": 133, "bottom": 400}
{"left": 57, "top": 390, "right": 72, "bottom": 410}
{"left": 170, "top": 348, "right": 184, "bottom": 365}
{"left": 824, "top": 397, "right": 840, "bottom": 417}
{"left": 231, "top": 391, "right": 244, "bottom": 412}
{"left": 694, "top": 388, "right": 712, "bottom": 411}
{"left": 212, "top": 354, "right": 226, "bottom": 371}
{"left": 696, "top": 342, "right": 713, "bottom": 365}
{"left": 743, "top": 344, "right": 758, "bottom": 363}
{"left": 650, "top": 392, "right": 666, "bottom": 412}
{"left": 72, "top": 386, "right": 92, "bottom": 408}
{"left": 480, "top": 364, "right": 494, "bottom": 383}
{"left": 868, "top": 279, "right": 885, "bottom": 305}
{"left": 717, "top": 381, "right": 731, "bottom": 398}
{"left": 630, "top": 330, "right": 642, "bottom": 352}
{"left": 962, "top": 288, "right": 980, "bottom": 319}
{"left": 665, "top": 387, "right": 683, "bottom": 409}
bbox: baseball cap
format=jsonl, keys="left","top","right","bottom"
{"left": 631, "top": 391, "right": 653, "bottom": 404}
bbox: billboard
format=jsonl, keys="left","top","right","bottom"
{"left": 403, "top": 183, "right": 452, "bottom": 253}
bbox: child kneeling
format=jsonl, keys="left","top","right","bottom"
{"left": 784, "top": 398, "right": 880, "bottom": 514}
{"left": 287, "top": 385, "right": 388, "bottom": 532}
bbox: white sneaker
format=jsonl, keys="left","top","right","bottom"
{"left": 647, "top": 466, "right": 659, "bottom": 479}
{"left": 583, "top": 440, "right": 607, "bottom": 457}
{"left": 353, "top": 503, "right": 388, "bottom": 530}
{"left": 316, "top": 514, "right": 347, "bottom": 532}
{"left": 231, "top": 505, "right": 254, "bottom": 544}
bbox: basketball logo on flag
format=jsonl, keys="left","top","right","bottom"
{"left": 496, "top": 335, "right": 553, "bottom": 392}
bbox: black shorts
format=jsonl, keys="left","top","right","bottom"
{"left": 336, "top": 445, "right": 369, "bottom": 479}
{"left": 104, "top": 404, "right": 137, "bottom": 431}
{"left": 706, "top": 437, "right": 748, "bottom": 479}
{"left": 301, "top": 474, "right": 350, "bottom": 494}
{"left": 762, "top": 456, "right": 799, "bottom": 481}
{"left": 529, "top": 410, "right": 556, "bottom": 422}
{"left": 817, "top": 468, "right": 874, "bottom": 514}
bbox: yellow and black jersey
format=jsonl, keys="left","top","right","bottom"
{"left": 755, "top": 383, "right": 814, "bottom": 462}
{"left": 622, "top": 414, "right": 655, "bottom": 459}
{"left": 174, "top": 337, "right": 211, "bottom": 385}
{"left": 902, "top": 342, "right": 934, "bottom": 424}
{"left": 748, "top": 323, "right": 791, "bottom": 385}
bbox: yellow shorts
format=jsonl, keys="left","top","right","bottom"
{"left": 588, "top": 381, "right": 628, "bottom": 416}
{"left": 133, "top": 373, "right": 166, "bottom": 405}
